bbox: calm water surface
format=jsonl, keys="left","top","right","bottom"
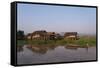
{"left": 17, "top": 45, "right": 96, "bottom": 65}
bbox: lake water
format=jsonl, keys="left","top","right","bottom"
{"left": 17, "top": 45, "right": 96, "bottom": 65}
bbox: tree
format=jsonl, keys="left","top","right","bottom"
{"left": 17, "top": 30, "right": 25, "bottom": 40}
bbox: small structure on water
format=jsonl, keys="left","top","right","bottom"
{"left": 64, "top": 32, "right": 79, "bottom": 40}
{"left": 26, "top": 30, "right": 61, "bottom": 40}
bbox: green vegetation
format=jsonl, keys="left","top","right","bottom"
{"left": 17, "top": 40, "right": 27, "bottom": 46}
{"left": 71, "top": 36, "right": 96, "bottom": 46}
{"left": 17, "top": 36, "right": 96, "bottom": 47}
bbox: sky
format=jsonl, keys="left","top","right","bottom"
{"left": 17, "top": 3, "right": 96, "bottom": 35}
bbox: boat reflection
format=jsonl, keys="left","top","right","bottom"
{"left": 65, "top": 46, "right": 78, "bottom": 50}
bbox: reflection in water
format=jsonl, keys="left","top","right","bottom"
{"left": 17, "top": 45, "right": 96, "bottom": 65}
{"left": 65, "top": 46, "right": 78, "bottom": 50}
{"left": 17, "top": 45, "right": 23, "bottom": 52}
{"left": 27, "top": 45, "right": 48, "bottom": 54}
{"left": 26, "top": 45, "right": 58, "bottom": 54}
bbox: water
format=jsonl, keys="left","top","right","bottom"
{"left": 17, "top": 45, "right": 96, "bottom": 65}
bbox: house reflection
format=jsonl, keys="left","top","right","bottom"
{"left": 17, "top": 44, "right": 90, "bottom": 54}
{"left": 26, "top": 45, "right": 58, "bottom": 54}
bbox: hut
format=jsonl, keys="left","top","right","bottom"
{"left": 31, "top": 30, "right": 47, "bottom": 40}
{"left": 26, "top": 30, "right": 62, "bottom": 40}
{"left": 47, "top": 32, "right": 56, "bottom": 40}
{"left": 64, "top": 32, "right": 79, "bottom": 40}
{"left": 26, "top": 33, "right": 32, "bottom": 40}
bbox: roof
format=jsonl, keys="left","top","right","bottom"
{"left": 47, "top": 32, "right": 55, "bottom": 35}
{"left": 32, "top": 30, "right": 47, "bottom": 36}
{"left": 64, "top": 32, "right": 77, "bottom": 36}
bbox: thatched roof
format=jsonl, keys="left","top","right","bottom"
{"left": 64, "top": 32, "right": 77, "bottom": 36}
{"left": 32, "top": 30, "right": 47, "bottom": 36}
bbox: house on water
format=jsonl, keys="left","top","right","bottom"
{"left": 64, "top": 32, "right": 79, "bottom": 40}
{"left": 26, "top": 30, "right": 62, "bottom": 40}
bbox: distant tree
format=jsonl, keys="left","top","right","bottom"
{"left": 17, "top": 30, "right": 25, "bottom": 40}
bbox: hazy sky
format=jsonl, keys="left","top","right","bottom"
{"left": 17, "top": 3, "right": 96, "bottom": 35}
